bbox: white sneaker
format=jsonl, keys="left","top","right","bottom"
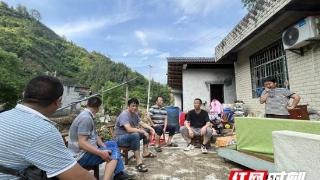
{"left": 184, "top": 144, "right": 194, "bottom": 151}
{"left": 201, "top": 145, "right": 208, "bottom": 154}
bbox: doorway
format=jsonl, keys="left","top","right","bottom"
{"left": 210, "top": 84, "right": 224, "bottom": 103}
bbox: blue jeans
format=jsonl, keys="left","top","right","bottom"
{"left": 78, "top": 141, "right": 124, "bottom": 175}
{"left": 116, "top": 130, "right": 150, "bottom": 151}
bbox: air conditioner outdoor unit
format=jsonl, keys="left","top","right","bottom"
{"left": 282, "top": 16, "right": 320, "bottom": 50}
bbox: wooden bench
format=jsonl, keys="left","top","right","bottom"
{"left": 61, "top": 133, "right": 99, "bottom": 179}
{"left": 105, "top": 125, "right": 131, "bottom": 165}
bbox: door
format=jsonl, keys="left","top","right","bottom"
{"left": 210, "top": 84, "right": 224, "bottom": 103}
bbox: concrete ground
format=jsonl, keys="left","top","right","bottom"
{"left": 99, "top": 134, "right": 243, "bottom": 180}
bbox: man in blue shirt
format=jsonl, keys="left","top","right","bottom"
{"left": 0, "top": 75, "right": 95, "bottom": 179}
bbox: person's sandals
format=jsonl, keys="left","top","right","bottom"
{"left": 136, "top": 163, "right": 148, "bottom": 172}
{"left": 142, "top": 152, "right": 156, "bottom": 158}
{"left": 166, "top": 143, "right": 178, "bottom": 147}
{"left": 154, "top": 146, "right": 162, "bottom": 152}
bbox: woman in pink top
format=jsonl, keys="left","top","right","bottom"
{"left": 209, "top": 99, "right": 224, "bottom": 135}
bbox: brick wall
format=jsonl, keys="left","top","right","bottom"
{"left": 235, "top": 30, "right": 279, "bottom": 115}
{"left": 236, "top": 34, "right": 320, "bottom": 115}
{"left": 286, "top": 43, "right": 320, "bottom": 113}
{"left": 236, "top": 51, "right": 265, "bottom": 115}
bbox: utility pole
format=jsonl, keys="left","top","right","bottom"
{"left": 146, "top": 65, "right": 152, "bottom": 111}
{"left": 101, "top": 86, "right": 104, "bottom": 114}
{"left": 125, "top": 84, "right": 129, "bottom": 105}
{"left": 124, "top": 71, "right": 129, "bottom": 108}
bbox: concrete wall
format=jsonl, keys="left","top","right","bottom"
{"left": 235, "top": 30, "right": 278, "bottom": 115}
{"left": 182, "top": 68, "right": 236, "bottom": 111}
{"left": 273, "top": 130, "right": 320, "bottom": 180}
{"left": 171, "top": 89, "right": 182, "bottom": 110}
{"left": 61, "top": 86, "right": 83, "bottom": 109}
{"left": 286, "top": 43, "right": 320, "bottom": 113}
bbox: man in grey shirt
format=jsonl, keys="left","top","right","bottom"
{"left": 115, "top": 98, "right": 155, "bottom": 172}
{"left": 260, "top": 77, "right": 301, "bottom": 119}
{"left": 69, "top": 96, "right": 131, "bottom": 180}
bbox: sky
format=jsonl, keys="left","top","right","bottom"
{"left": 3, "top": 0, "right": 247, "bottom": 84}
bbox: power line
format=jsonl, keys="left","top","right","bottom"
{"left": 56, "top": 77, "right": 137, "bottom": 112}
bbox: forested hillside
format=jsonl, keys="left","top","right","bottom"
{"left": 0, "top": 2, "right": 169, "bottom": 113}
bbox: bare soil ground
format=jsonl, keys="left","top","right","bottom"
{"left": 99, "top": 135, "right": 243, "bottom": 180}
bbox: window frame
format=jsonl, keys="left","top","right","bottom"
{"left": 250, "top": 40, "right": 289, "bottom": 98}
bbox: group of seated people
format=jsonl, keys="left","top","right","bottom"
{"left": 67, "top": 93, "right": 183, "bottom": 179}
{"left": 68, "top": 95, "right": 219, "bottom": 179}
{"left": 0, "top": 75, "right": 219, "bottom": 180}
{"left": 70, "top": 95, "right": 183, "bottom": 177}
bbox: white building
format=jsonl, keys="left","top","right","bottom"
{"left": 214, "top": 0, "right": 320, "bottom": 116}
{"left": 167, "top": 57, "right": 236, "bottom": 111}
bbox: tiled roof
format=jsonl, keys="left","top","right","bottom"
{"left": 167, "top": 57, "right": 215, "bottom": 63}
{"left": 215, "top": 0, "right": 293, "bottom": 61}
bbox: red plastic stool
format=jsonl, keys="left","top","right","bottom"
{"left": 149, "top": 133, "right": 166, "bottom": 146}
{"left": 179, "top": 112, "right": 186, "bottom": 126}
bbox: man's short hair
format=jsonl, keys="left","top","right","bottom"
{"left": 128, "top": 98, "right": 139, "bottom": 106}
{"left": 23, "top": 75, "right": 63, "bottom": 106}
{"left": 263, "top": 77, "right": 277, "bottom": 84}
{"left": 154, "top": 96, "right": 163, "bottom": 103}
{"left": 194, "top": 98, "right": 202, "bottom": 104}
{"left": 87, "top": 96, "right": 102, "bottom": 108}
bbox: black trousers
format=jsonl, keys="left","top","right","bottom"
{"left": 152, "top": 124, "right": 176, "bottom": 137}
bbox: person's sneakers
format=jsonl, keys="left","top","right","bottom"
{"left": 201, "top": 144, "right": 208, "bottom": 154}
{"left": 114, "top": 171, "right": 134, "bottom": 180}
{"left": 184, "top": 143, "right": 194, "bottom": 151}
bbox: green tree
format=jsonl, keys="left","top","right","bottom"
{"left": 0, "top": 4, "right": 169, "bottom": 112}
{"left": 102, "top": 81, "right": 125, "bottom": 116}
{"left": 0, "top": 49, "right": 25, "bottom": 110}
{"left": 30, "top": 9, "right": 41, "bottom": 21}
{"left": 130, "top": 85, "right": 147, "bottom": 106}
{"left": 16, "top": 4, "right": 29, "bottom": 17}
{"left": 0, "top": 2, "right": 8, "bottom": 9}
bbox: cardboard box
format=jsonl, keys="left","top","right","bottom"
{"left": 215, "top": 135, "right": 236, "bottom": 147}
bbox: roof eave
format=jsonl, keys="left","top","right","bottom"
{"left": 215, "top": 0, "right": 294, "bottom": 62}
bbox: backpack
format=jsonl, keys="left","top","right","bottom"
{"left": 0, "top": 165, "right": 56, "bottom": 180}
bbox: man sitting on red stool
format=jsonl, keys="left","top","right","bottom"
{"left": 147, "top": 96, "right": 178, "bottom": 153}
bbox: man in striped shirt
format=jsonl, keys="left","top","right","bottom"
{"left": 0, "top": 75, "right": 95, "bottom": 180}
{"left": 147, "top": 96, "right": 178, "bottom": 152}
{"left": 260, "top": 77, "right": 301, "bottom": 119}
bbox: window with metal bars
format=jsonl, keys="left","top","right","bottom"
{"left": 250, "top": 40, "right": 289, "bottom": 98}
